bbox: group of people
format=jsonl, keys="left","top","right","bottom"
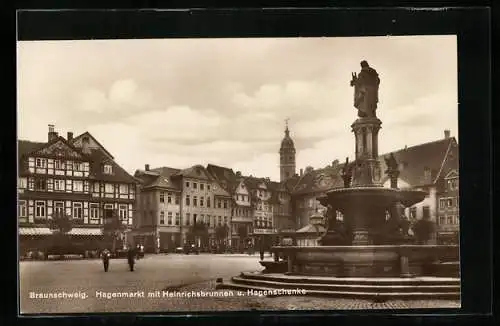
{"left": 101, "top": 245, "right": 143, "bottom": 272}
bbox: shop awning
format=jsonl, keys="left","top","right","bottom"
{"left": 67, "top": 228, "right": 102, "bottom": 236}
{"left": 19, "top": 227, "right": 103, "bottom": 236}
{"left": 19, "top": 227, "right": 52, "bottom": 236}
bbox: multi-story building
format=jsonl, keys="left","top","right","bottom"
{"left": 18, "top": 125, "right": 138, "bottom": 256}
{"left": 437, "top": 169, "right": 460, "bottom": 244}
{"left": 134, "top": 164, "right": 232, "bottom": 252}
{"left": 132, "top": 165, "right": 182, "bottom": 252}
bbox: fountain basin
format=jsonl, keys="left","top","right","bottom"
{"left": 320, "top": 187, "right": 427, "bottom": 209}
{"left": 271, "top": 245, "right": 459, "bottom": 278}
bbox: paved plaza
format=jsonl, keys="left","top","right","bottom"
{"left": 19, "top": 254, "right": 460, "bottom": 314}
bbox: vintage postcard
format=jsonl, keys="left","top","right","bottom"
{"left": 18, "top": 35, "right": 460, "bottom": 314}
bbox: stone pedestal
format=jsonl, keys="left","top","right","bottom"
{"left": 351, "top": 118, "right": 383, "bottom": 187}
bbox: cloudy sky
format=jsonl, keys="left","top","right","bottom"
{"left": 17, "top": 35, "right": 458, "bottom": 181}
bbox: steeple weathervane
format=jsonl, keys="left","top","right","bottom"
{"left": 285, "top": 118, "right": 290, "bottom": 135}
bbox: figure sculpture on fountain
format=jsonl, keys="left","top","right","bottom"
{"left": 350, "top": 60, "right": 380, "bottom": 118}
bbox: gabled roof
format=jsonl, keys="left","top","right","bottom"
{"left": 20, "top": 136, "right": 86, "bottom": 160}
{"left": 71, "top": 131, "right": 114, "bottom": 160}
{"left": 378, "top": 137, "right": 456, "bottom": 187}
{"left": 87, "top": 149, "right": 137, "bottom": 184}
{"left": 135, "top": 166, "right": 182, "bottom": 190}
{"left": 174, "top": 165, "right": 213, "bottom": 181}
{"left": 289, "top": 137, "right": 457, "bottom": 195}
{"left": 296, "top": 224, "right": 326, "bottom": 234}
{"left": 291, "top": 165, "right": 344, "bottom": 195}
{"left": 206, "top": 164, "right": 239, "bottom": 192}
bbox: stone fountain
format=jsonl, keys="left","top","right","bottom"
{"left": 216, "top": 61, "right": 460, "bottom": 299}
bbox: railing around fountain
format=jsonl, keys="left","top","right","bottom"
{"left": 271, "top": 245, "right": 460, "bottom": 278}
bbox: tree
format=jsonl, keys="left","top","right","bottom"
{"left": 101, "top": 209, "right": 127, "bottom": 252}
{"left": 215, "top": 224, "right": 230, "bottom": 250}
{"left": 48, "top": 211, "right": 73, "bottom": 258}
{"left": 412, "top": 218, "right": 436, "bottom": 244}
{"left": 188, "top": 222, "right": 209, "bottom": 247}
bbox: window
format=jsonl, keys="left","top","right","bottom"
{"left": 185, "top": 182, "right": 190, "bottom": 188}
{"left": 73, "top": 180, "right": 83, "bottom": 192}
{"left": 105, "top": 183, "right": 113, "bottom": 193}
{"left": 18, "top": 200, "right": 27, "bottom": 218}
{"left": 35, "top": 201, "right": 46, "bottom": 218}
{"left": 218, "top": 216, "right": 222, "bottom": 226}
{"left": 185, "top": 195, "right": 190, "bottom": 206}
{"left": 218, "top": 200, "right": 222, "bottom": 209}
{"left": 66, "top": 161, "right": 73, "bottom": 171}
{"left": 54, "top": 179, "right": 65, "bottom": 191}
{"left": 120, "top": 184, "right": 128, "bottom": 194}
{"left": 200, "top": 184, "right": 204, "bottom": 190}
{"left": 160, "top": 211, "right": 165, "bottom": 225}
{"left": 200, "top": 197, "right": 204, "bottom": 207}
{"left": 439, "top": 199, "right": 446, "bottom": 209}
{"left": 73, "top": 202, "right": 83, "bottom": 219}
{"left": 448, "top": 178, "right": 458, "bottom": 191}
{"left": 74, "top": 162, "right": 82, "bottom": 172}
{"left": 207, "top": 197, "right": 211, "bottom": 208}
{"left": 54, "top": 160, "right": 63, "bottom": 170}
{"left": 93, "top": 183, "right": 99, "bottom": 193}
{"left": 193, "top": 196, "right": 198, "bottom": 207}
{"left": 18, "top": 178, "right": 27, "bottom": 189}
{"left": 175, "top": 195, "right": 179, "bottom": 205}
{"left": 223, "top": 200, "right": 228, "bottom": 209}
{"left": 201, "top": 214, "right": 205, "bottom": 224}
{"left": 422, "top": 206, "right": 430, "bottom": 219}
{"left": 224, "top": 216, "right": 228, "bottom": 225}
{"left": 167, "top": 212, "right": 173, "bottom": 225}
{"left": 160, "top": 192, "right": 165, "bottom": 203}
{"left": 119, "top": 204, "right": 127, "bottom": 220}
{"left": 90, "top": 203, "right": 99, "bottom": 220}
{"left": 193, "top": 183, "right": 197, "bottom": 189}
{"left": 439, "top": 216, "right": 446, "bottom": 225}
{"left": 193, "top": 214, "right": 198, "bottom": 224}
{"left": 207, "top": 185, "right": 211, "bottom": 191}
{"left": 103, "top": 164, "right": 113, "bottom": 174}
{"left": 410, "top": 207, "right": 417, "bottom": 219}
{"left": 175, "top": 213, "right": 180, "bottom": 226}
{"left": 186, "top": 213, "right": 191, "bottom": 226}
{"left": 446, "top": 198, "right": 453, "bottom": 208}
{"left": 167, "top": 193, "right": 172, "bottom": 204}
{"left": 35, "top": 178, "right": 46, "bottom": 191}
{"left": 35, "top": 158, "right": 47, "bottom": 168}
{"left": 54, "top": 201, "right": 64, "bottom": 216}
{"left": 447, "top": 216, "right": 453, "bottom": 224}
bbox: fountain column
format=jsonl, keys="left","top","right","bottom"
{"left": 345, "top": 117, "right": 384, "bottom": 245}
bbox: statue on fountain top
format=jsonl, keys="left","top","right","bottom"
{"left": 350, "top": 60, "right": 380, "bottom": 118}
{"left": 341, "top": 157, "right": 353, "bottom": 188}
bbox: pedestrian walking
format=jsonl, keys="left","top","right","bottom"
{"left": 101, "top": 249, "right": 111, "bottom": 272}
{"left": 259, "top": 238, "right": 264, "bottom": 261}
{"left": 127, "top": 247, "right": 135, "bottom": 271}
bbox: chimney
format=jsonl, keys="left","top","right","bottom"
{"left": 48, "top": 124, "right": 57, "bottom": 142}
{"left": 444, "top": 129, "right": 450, "bottom": 139}
{"left": 300, "top": 168, "right": 303, "bottom": 176}
{"left": 67, "top": 132, "right": 73, "bottom": 141}
{"left": 145, "top": 164, "right": 150, "bottom": 171}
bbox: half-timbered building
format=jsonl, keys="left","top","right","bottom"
{"left": 18, "top": 125, "right": 138, "bottom": 257}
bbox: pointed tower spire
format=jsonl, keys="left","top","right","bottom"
{"left": 279, "top": 118, "right": 296, "bottom": 182}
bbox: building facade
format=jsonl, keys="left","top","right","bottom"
{"left": 18, "top": 125, "right": 138, "bottom": 256}
{"left": 134, "top": 164, "right": 233, "bottom": 252}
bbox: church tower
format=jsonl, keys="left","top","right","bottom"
{"left": 280, "top": 119, "right": 296, "bottom": 182}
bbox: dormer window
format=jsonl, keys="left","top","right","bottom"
{"left": 103, "top": 164, "right": 113, "bottom": 175}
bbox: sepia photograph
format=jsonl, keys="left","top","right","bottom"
{"left": 17, "top": 35, "right": 460, "bottom": 314}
